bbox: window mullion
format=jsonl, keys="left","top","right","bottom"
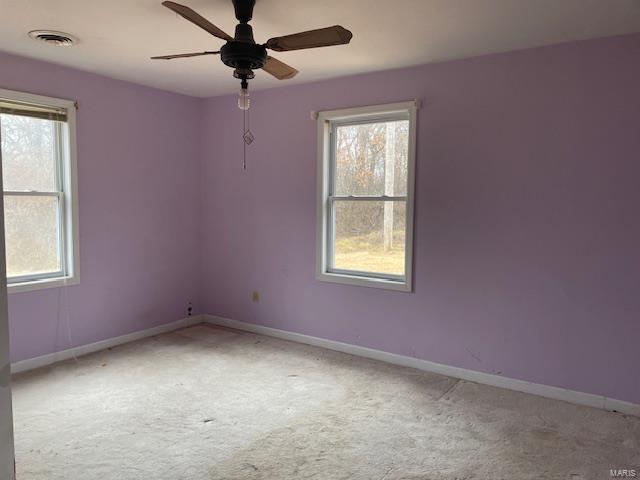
{"left": 328, "top": 196, "right": 407, "bottom": 202}
{"left": 2, "top": 191, "right": 61, "bottom": 197}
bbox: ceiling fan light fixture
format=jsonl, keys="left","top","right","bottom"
{"left": 28, "top": 30, "right": 78, "bottom": 47}
{"left": 238, "top": 87, "right": 250, "bottom": 111}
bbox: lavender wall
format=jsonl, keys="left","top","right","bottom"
{"left": 0, "top": 51, "right": 201, "bottom": 362}
{"left": 200, "top": 34, "right": 640, "bottom": 404}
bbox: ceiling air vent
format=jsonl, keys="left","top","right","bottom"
{"left": 28, "top": 30, "right": 77, "bottom": 47}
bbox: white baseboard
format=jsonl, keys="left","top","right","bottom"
{"left": 204, "top": 314, "right": 640, "bottom": 417}
{"left": 11, "top": 313, "right": 638, "bottom": 417}
{"left": 11, "top": 315, "right": 204, "bottom": 374}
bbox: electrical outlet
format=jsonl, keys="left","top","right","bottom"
{"left": 187, "top": 302, "right": 193, "bottom": 316}
{"left": 251, "top": 291, "right": 260, "bottom": 302}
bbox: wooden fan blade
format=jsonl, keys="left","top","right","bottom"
{"left": 151, "top": 50, "right": 220, "bottom": 60}
{"left": 162, "top": 1, "right": 233, "bottom": 42}
{"left": 262, "top": 56, "right": 298, "bottom": 80}
{"left": 265, "top": 25, "right": 352, "bottom": 52}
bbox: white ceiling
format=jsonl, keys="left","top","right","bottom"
{"left": 2, "top": 0, "right": 640, "bottom": 97}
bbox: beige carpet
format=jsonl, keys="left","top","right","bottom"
{"left": 11, "top": 324, "right": 640, "bottom": 479}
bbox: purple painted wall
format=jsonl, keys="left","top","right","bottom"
{"left": 0, "top": 51, "right": 202, "bottom": 362}
{"left": 200, "top": 34, "right": 640, "bottom": 404}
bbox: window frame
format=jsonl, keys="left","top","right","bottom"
{"left": 316, "top": 101, "right": 418, "bottom": 292}
{"left": 0, "top": 88, "right": 80, "bottom": 294}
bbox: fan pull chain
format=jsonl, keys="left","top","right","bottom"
{"left": 243, "top": 108, "right": 247, "bottom": 170}
{"left": 242, "top": 104, "right": 254, "bottom": 171}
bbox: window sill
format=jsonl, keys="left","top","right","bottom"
{"left": 316, "top": 271, "right": 411, "bottom": 292}
{"left": 7, "top": 275, "right": 79, "bottom": 294}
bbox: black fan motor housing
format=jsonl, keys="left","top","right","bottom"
{"left": 221, "top": 23, "right": 266, "bottom": 71}
{"left": 221, "top": 41, "right": 267, "bottom": 70}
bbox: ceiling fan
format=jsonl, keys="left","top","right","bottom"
{"left": 152, "top": 0, "right": 353, "bottom": 109}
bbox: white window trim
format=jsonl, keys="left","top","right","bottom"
{"left": 316, "top": 100, "right": 418, "bottom": 292}
{"left": 0, "top": 88, "right": 80, "bottom": 294}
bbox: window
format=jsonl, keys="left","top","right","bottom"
{"left": 0, "top": 89, "right": 79, "bottom": 293}
{"left": 316, "top": 101, "right": 417, "bottom": 291}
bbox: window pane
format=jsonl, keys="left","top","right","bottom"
{"left": 334, "top": 120, "right": 409, "bottom": 196}
{"left": 1, "top": 113, "right": 58, "bottom": 192}
{"left": 3, "top": 195, "right": 61, "bottom": 278}
{"left": 332, "top": 200, "right": 406, "bottom": 276}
